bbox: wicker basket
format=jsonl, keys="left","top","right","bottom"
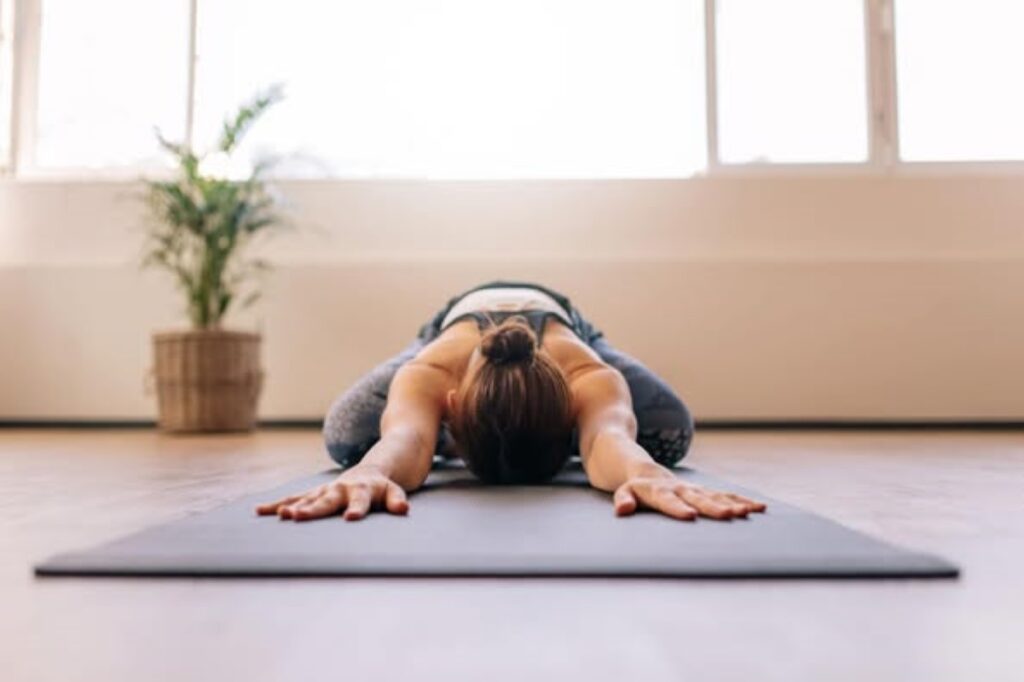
{"left": 151, "top": 329, "right": 264, "bottom": 433}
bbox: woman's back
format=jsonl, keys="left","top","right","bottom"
{"left": 416, "top": 308, "right": 608, "bottom": 420}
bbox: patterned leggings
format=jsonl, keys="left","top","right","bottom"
{"left": 322, "top": 304, "right": 695, "bottom": 471}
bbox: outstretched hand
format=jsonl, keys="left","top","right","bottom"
{"left": 613, "top": 471, "right": 767, "bottom": 521}
{"left": 255, "top": 465, "right": 410, "bottom": 522}
{"left": 256, "top": 462, "right": 763, "bottom": 523}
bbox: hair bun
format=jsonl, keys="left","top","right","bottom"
{"left": 481, "top": 317, "right": 537, "bottom": 365}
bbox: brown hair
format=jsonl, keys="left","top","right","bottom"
{"left": 448, "top": 314, "right": 574, "bottom": 484}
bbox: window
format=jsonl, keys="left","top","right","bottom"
{"left": 714, "top": 0, "right": 868, "bottom": 164}
{"left": 894, "top": 0, "right": 1024, "bottom": 162}
{"left": 193, "top": 0, "right": 707, "bottom": 179}
{"left": 33, "top": 0, "right": 189, "bottom": 169}
{"left": 13, "top": 0, "right": 1024, "bottom": 177}
{"left": 0, "top": 0, "right": 12, "bottom": 169}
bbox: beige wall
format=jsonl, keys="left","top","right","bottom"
{"left": 1, "top": 174, "right": 1023, "bottom": 421}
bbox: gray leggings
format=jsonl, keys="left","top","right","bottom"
{"left": 323, "top": 300, "right": 695, "bottom": 470}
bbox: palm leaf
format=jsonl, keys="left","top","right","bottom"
{"left": 141, "top": 85, "right": 288, "bottom": 328}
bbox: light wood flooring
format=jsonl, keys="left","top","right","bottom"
{"left": 1, "top": 427, "right": 1022, "bottom": 681}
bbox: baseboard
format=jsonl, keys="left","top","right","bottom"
{"left": 1, "top": 419, "right": 1021, "bottom": 430}
{"left": 0, "top": 419, "right": 321, "bottom": 429}
{"left": 697, "top": 420, "right": 1024, "bottom": 430}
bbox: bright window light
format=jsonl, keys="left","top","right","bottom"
{"left": 715, "top": 0, "right": 868, "bottom": 164}
{"left": 0, "top": 0, "right": 11, "bottom": 168}
{"left": 895, "top": 0, "right": 1024, "bottom": 162}
{"left": 34, "top": 0, "right": 188, "bottom": 170}
{"left": 193, "top": 0, "right": 707, "bottom": 179}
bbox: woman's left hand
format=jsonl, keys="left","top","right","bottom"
{"left": 613, "top": 469, "right": 767, "bottom": 521}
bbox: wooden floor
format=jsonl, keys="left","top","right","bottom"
{"left": 2, "top": 427, "right": 1022, "bottom": 681}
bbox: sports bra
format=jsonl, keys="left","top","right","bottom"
{"left": 438, "top": 286, "right": 582, "bottom": 344}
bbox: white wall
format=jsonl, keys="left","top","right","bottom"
{"left": 1, "top": 174, "right": 1023, "bottom": 421}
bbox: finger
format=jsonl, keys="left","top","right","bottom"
{"left": 279, "top": 486, "right": 330, "bottom": 520}
{"left": 646, "top": 489, "right": 697, "bottom": 521}
{"left": 710, "top": 491, "right": 766, "bottom": 516}
{"left": 709, "top": 492, "right": 750, "bottom": 518}
{"left": 255, "top": 494, "right": 304, "bottom": 516}
{"left": 677, "top": 488, "right": 734, "bottom": 520}
{"left": 343, "top": 485, "right": 373, "bottom": 521}
{"left": 279, "top": 503, "right": 301, "bottom": 520}
{"left": 298, "top": 488, "right": 327, "bottom": 506}
{"left": 724, "top": 493, "right": 767, "bottom": 513}
{"left": 292, "top": 487, "right": 346, "bottom": 521}
{"left": 383, "top": 482, "right": 409, "bottom": 515}
{"left": 613, "top": 484, "right": 637, "bottom": 516}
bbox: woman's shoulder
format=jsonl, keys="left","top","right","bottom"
{"left": 536, "top": 317, "right": 604, "bottom": 365}
{"left": 415, "top": 315, "right": 608, "bottom": 381}
{"left": 406, "top": 320, "right": 479, "bottom": 377}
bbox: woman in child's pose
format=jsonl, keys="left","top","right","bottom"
{"left": 257, "top": 279, "right": 766, "bottom": 522}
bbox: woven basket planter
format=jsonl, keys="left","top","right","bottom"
{"left": 152, "top": 329, "right": 264, "bottom": 433}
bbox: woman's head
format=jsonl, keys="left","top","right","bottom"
{"left": 445, "top": 314, "right": 574, "bottom": 484}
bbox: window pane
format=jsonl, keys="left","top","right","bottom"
{"left": 715, "top": 0, "right": 868, "bottom": 164}
{"left": 0, "top": 0, "right": 11, "bottom": 167}
{"left": 194, "top": 0, "right": 706, "bottom": 179}
{"left": 895, "top": 0, "right": 1024, "bottom": 162}
{"left": 35, "top": 0, "right": 188, "bottom": 169}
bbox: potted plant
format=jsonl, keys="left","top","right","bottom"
{"left": 140, "top": 85, "right": 288, "bottom": 433}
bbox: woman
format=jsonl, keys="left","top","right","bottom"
{"left": 257, "top": 279, "right": 766, "bottom": 522}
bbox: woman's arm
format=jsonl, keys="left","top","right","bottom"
{"left": 363, "top": 360, "right": 450, "bottom": 490}
{"left": 256, "top": 360, "right": 451, "bottom": 521}
{"left": 571, "top": 365, "right": 670, "bottom": 488}
{"left": 571, "top": 365, "right": 766, "bottom": 520}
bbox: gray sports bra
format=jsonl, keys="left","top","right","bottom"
{"left": 438, "top": 286, "right": 586, "bottom": 344}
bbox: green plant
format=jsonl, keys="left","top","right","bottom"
{"left": 141, "top": 84, "right": 288, "bottom": 329}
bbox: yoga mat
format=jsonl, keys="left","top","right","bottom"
{"left": 34, "top": 463, "right": 958, "bottom": 579}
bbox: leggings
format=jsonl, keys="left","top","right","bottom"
{"left": 322, "top": 287, "right": 695, "bottom": 471}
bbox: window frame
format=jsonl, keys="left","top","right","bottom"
{"left": 9, "top": 0, "right": 193, "bottom": 180}
{"left": 888, "top": 0, "right": 1024, "bottom": 169}
{"left": 5, "top": 0, "right": 1024, "bottom": 180}
{"left": 706, "top": 0, "right": 877, "bottom": 172}
{"left": 0, "top": 0, "right": 15, "bottom": 173}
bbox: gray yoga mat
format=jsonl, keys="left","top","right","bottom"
{"left": 34, "top": 462, "right": 958, "bottom": 579}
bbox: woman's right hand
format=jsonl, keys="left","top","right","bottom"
{"left": 255, "top": 465, "right": 410, "bottom": 522}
